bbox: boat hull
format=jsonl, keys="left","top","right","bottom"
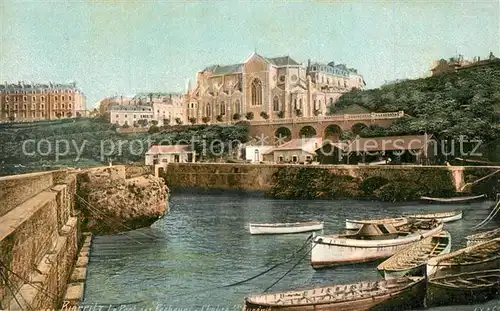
{"left": 420, "top": 194, "right": 485, "bottom": 203}
{"left": 311, "top": 224, "right": 443, "bottom": 269}
{"left": 249, "top": 223, "right": 323, "bottom": 235}
{"left": 426, "top": 270, "right": 500, "bottom": 307}
{"left": 407, "top": 211, "right": 462, "bottom": 223}
{"left": 427, "top": 257, "right": 500, "bottom": 278}
{"left": 243, "top": 278, "right": 426, "bottom": 311}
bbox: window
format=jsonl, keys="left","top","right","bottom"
{"left": 32, "top": 96, "right": 35, "bottom": 101}
{"left": 62, "top": 104, "right": 65, "bottom": 109}
{"left": 23, "top": 96, "right": 27, "bottom": 101}
{"left": 294, "top": 98, "right": 297, "bottom": 110}
{"left": 125, "top": 114, "right": 127, "bottom": 118}
{"left": 116, "top": 114, "right": 119, "bottom": 118}
{"left": 234, "top": 99, "right": 241, "bottom": 114}
{"left": 69, "top": 104, "right": 72, "bottom": 109}
{"left": 31, "top": 112, "right": 35, "bottom": 118}
{"left": 251, "top": 78, "right": 262, "bottom": 106}
{"left": 162, "top": 159, "right": 168, "bottom": 163}
{"left": 318, "top": 100, "right": 321, "bottom": 110}
{"left": 5, "top": 104, "right": 9, "bottom": 110}
{"left": 313, "top": 100, "right": 317, "bottom": 110}
{"left": 14, "top": 97, "right": 17, "bottom": 102}
{"left": 306, "top": 156, "right": 312, "bottom": 161}
{"left": 14, "top": 104, "right": 18, "bottom": 110}
{"left": 62, "top": 96, "right": 65, "bottom": 101}
{"left": 41, "top": 104, "right": 44, "bottom": 109}
{"left": 220, "top": 102, "right": 225, "bottom": 115}
{"left": 278, "top": 156, "right": 284, "bottom": 163}
{"left": 134, "top": 115, "right": 137, "bottom": 119}
{"left": 299, "top": 98, "right": 303, "bottom": 110}
{"left": 5, "top": 97, "right": 8, "bottom": 102}
{"left": 23, "top": 104, "right": 27, "bottom": 110}
{"left": 69, "top": 96, "right": 72, "bottom": 101}
{"left": 273, "top": 96, "right": 279, "bottom": 111}
{"left": 41, "top": 96, "right": 45, "bottom": 102}
{"left": 206, "top": 103, "right": 211, "bottom": 116}
{"left": 55, "top": 96, "right": 58, "bottom": 101}
{"left": 292, "top": 155, "right": 298, "bottom": 163}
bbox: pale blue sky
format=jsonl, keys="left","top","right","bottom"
{"left": 1, "top": 0, "right": 499, "bottom": 108}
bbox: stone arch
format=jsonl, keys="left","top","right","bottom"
{"left": 274, "top": 127, "right": 292, "bottom": 144}
{"left": 352, "top": 123, "right": 368, "bottom": 135}
{"left": 323, "top": 124, "right": 342, "bottom": 142}
{"left": 299, "top": 125, "right": 317, "bottom": 138}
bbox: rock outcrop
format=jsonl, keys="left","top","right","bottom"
{"left": 76, "top": 167, "right": 168, "bottom": 234}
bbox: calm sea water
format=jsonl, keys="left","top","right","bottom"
{"left": 83, "top": 191, "right": 499, "bottom": 310}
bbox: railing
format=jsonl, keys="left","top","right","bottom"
{"left": 247, "top": 111, "right": 404, "bottom": 125}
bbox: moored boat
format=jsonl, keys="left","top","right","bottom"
{"left": 249, "top": 221, "right": 324, "bottom": 235}
{"left": 404, "top": 210, "right": 462, "bottom": 223}
{"left": 420, "top": 194, "right": 485, "bottom": 203}
{"left": 311, "top": 219, "right": 443, "bottom": 269}
{"left": 426, "top": 269, "right": 500, "bottom": 307}
{"left": 345, "top": 217, "right": 408, "bottom": 230}
{"left": 243, "top": 276, "right": 426, "bottom": 311}
{"left": 377, "top": 230, "right": 451, "bottom": 279}
{"left": 426, "top": 237, "right": 500, "bottom": 278}
{"left": 466, "top": 227, "right": 500, "bottom": 247}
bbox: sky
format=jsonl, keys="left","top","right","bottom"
{"left": 1, "top": 0, "right": 499, "bottom": 108}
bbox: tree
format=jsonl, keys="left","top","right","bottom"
{"left": 150, "top": 120, "right": 159, "bottom": 126}
{"left": 232, "top": 113, "right": 241, "bottom": 121}
{"left": 260, "top": 111, "right": 269, "bottom": 120}
{"left": 245, "top": 112, "right": 254, "bottom": 120}
{"left": 137, "top": 119, "right": 148, "bottom": 127}
{"left": 189, "top": 117, "right": 196, "bottom": 124}
{"left": 175, "top": 117, "right": 182, "bottom": 125}
{"left": 295, "top": 109, "right": 303, "bottom": 117}
{"left": 216, "top": 115, "right": 223, "bottom": 122}
{"left": 56, "top": 112, "right": 62, "bottom": 119}
{"left": 8, "top": 115, "right": 15, "bottom": 122}
{"left": 202, "top": 116, "right": 210, "bottom": 124}
{"left": 122, "top": 122, "right": 130, "bottom": 128}
{"left": 163, "top": 118, "right": 170, "bottom": 126}
{"left": 277, "top": 111, "right": 285, "bottom": 118}
{"left": 313, "top": 109, "right": 321, "bottom": 116}
{"left": 76, "top": 112, "right": 82, "bottom": 117}
{"left": 148, "top": 125, "right": 160, "bottom": 134}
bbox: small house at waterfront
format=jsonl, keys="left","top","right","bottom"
{"left": 145, "top": 145, "right": 196, "bottom": 165}
{"left": 245, "top": 145, "right": 274, "bottom": 163}
{"left": 263, "top": 138, "right": 322, "bottom": 163}
{"left": 345, "top": 134, "right": 433, "bottom": 165}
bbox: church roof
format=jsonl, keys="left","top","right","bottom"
{"left": 202, "top": 54, "right": 301, "bottom": 76}
{"left": 265, "top": 56, "right": 301, "bottom": 66}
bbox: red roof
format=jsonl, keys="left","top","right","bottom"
{"left": 146, "top": 145, "right": 192, "bottom": 154}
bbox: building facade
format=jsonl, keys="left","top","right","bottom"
{"left": 184, "top": 53, "right": 366, "bottom": 123}
{"left": 0, "top": 81, "right": 86, "bottom": 122}
{"left": 145, "top": 145, "right": 196, "bottom": 165}
{"left": 104, "top": 93, "right": 186, "bottom": 126}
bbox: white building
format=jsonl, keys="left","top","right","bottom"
{"left": 134, "top": 93, "right": 186, "bottom": 125}
{"left": 245, "top": 145, "right": 274, "bottom": 163}
{"left": 109, "top": 105, "right": 153, "bottom": 126}
{"left": 263, "top": 138, "right": 322, "bottom": 163}
{"left": 145, "top": 145, "right": 196, "bottom": 165}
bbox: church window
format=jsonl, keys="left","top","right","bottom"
{"left": 206, "top": 103, "right": 211, "bottom": 116}
{"left": 294, "top": 98, "right": 298, "bottom": 110}
{"left": 234, "top": 99, "right": 241, "bottom": 114}
{"left": 273, "top": 96, "right": 280, "bottom": 111}
{"left": 313, "top": 100, "right": 316, "bottom": 110}
{"left": 220, "top": 102, "right": 226, "bottom": 115}
{"left": 299, "top": 98, "right": 303, "bottom": 110}
{"left": 318, "top": 100, "right": 321, "bottom": 110}
{"left": 251, "top": 79, "right": 262, "bottom": 106}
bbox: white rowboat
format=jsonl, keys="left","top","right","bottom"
{"left": 345, "top": 217, "right": 408, "bottom": 230}
{"left": 249, "top": 221, "right": 324, "bottom": 235}
{"left": 420, "top": 194, "right": 485, "bottom": 203}
{"left": 465, "top": 227, "right": 500, "bottom": 247}
{"left": 311, "top": 220, "right": 444, "bottom": 269}
{"left": 405, "top": 210, "right": 462, "bottom": 223}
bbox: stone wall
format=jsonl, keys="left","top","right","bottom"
{"left": 0, "top": 170, "right": 82, "bottom": 310}
{"left": 163, "top": 163, "right": 500, "bottom": 201}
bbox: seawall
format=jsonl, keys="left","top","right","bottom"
{"left": 163, "top": 163, "right": 500, "bottom": 201}
{"left": 0, "top": 170, "right": 84, "bottom": 310}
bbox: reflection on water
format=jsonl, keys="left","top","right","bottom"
{"left": 84, "top": 192, "right": 499, "bottom": 310}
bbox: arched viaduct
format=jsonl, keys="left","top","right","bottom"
{"left": 247, "top": 111, "right": 404, "bottom": 144}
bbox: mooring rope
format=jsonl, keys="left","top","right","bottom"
{"left": 263, "top": 238, "right": 319, "bottom": 292}
{"left": 471, "top": 199, "right": 500, "bottom": 230}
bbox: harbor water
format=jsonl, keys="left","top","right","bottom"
{"left": 83, "top": 191, "right": 500, "bottom": 310}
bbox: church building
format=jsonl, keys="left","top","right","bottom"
{"left": 184, "top": 52, "right": 365, "bottom": 123}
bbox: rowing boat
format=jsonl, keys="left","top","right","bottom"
{"left": 248, "top": 221, "right": 324, "bottom": 235}
{"left": 243, "top": 276, "right": 426, "bottom": 311}
{"left": 420, "top": 194, "right": 485, "bottom": 203}
{"left": 311, "top": 220, "right": 443, "bottom": 269}
{"left": 404, "top": 210, "right": 462, "bottom": 223}
{"left": 345, "top": 217, "right": 408, "bottom": 230}
{"left": 426, "top": 269, "right": 500, "bottom": 307}
{"left": 426, "top": 237, "right": 500, "bottom": 278}
{"left": 377, "top": 230, "right": 451, "bottom": 279}
{"left": 466, "top": 227, "right": 500, "bottom": 247}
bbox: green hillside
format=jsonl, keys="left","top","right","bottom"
{"left": 332, "top": 60, "right": 500, "bottom": 142}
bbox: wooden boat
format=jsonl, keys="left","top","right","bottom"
{"left": 311, "top": 219, "right": 443, "bottom": 269}
{"left": 377, "top": 230, "right": 451, "bottom": 279}
{"left": 420, "top": 194, "right": 485, "bottom": 203}
{"left": 243, "top": 276, "right": 426, "bottom": 311}
{"left": 426, "top": 237, "right": 500, "bottom": 278}
{"left": 466, "top": 227, "right": 500, "bottom": 247}
{"left": 404, "top": 210, "right": 462, "bottom": 223}
{"left": 426, "top": 269, "right": 500, "bottom": 307}
{"left": 249, "top": 221, "right": 324, "bottom": 235}
{"left": 345, "top": 217, "right": 408, "bottom": 230}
